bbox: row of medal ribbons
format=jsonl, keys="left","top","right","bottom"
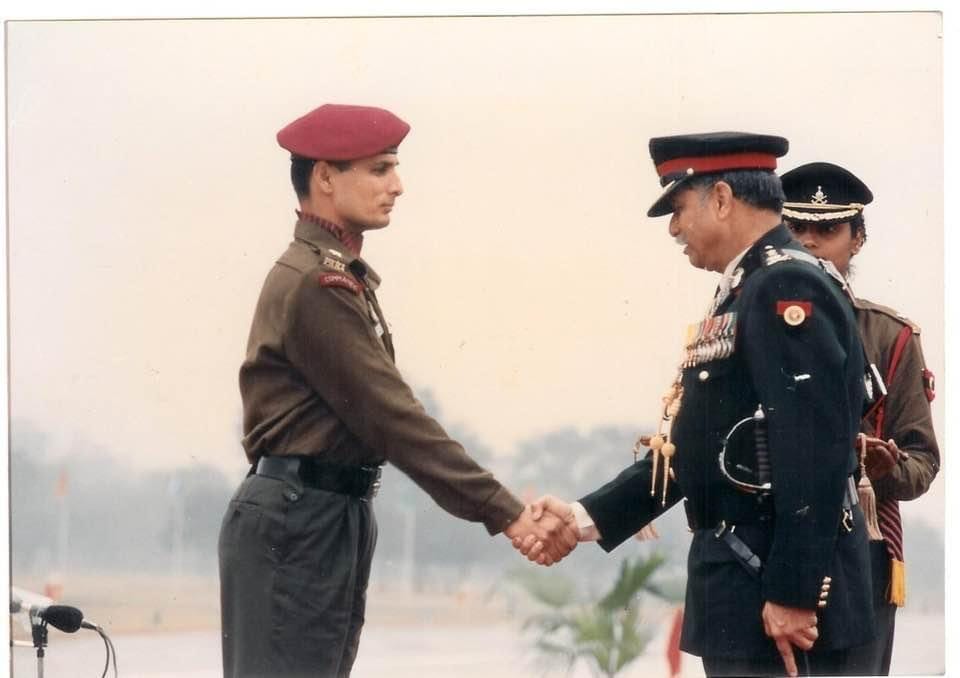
{"left": 683, "top": 311, "right": 736, "bottom": 368}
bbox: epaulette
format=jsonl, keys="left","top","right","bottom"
{"left": 316, "top": 246, "right": 352, "bottom": 275}
{"left": 281, "top": 240, "right": 365, "bottom": 295}
{"left": 760, "top": 245, "right": 853, "bottom": 300}
{"left": 855, "top": 298, "right": 921, "bottom": 335}
{"left": 289, "top": 236, "right": 354, "bottom": 272}
{"left": 314, "top": 246, "right": 364, "bottom": 295}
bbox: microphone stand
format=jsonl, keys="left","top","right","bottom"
{"left": 30, "top": 617, "right": 48, "bottom": 678}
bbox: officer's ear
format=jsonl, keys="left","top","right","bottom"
{"left": 711, "top": 181, "right": 736, "bottom": 219}
{"left": 312, "top": 161, "right": 337, "bottom": 196}
{"left": 851, "top": 230, "right": 865, "bottom": 256}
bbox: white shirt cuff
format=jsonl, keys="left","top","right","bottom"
{"left": 571, "top": 501, "right": 600, "bottom": 542}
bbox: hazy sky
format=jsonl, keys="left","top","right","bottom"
{"left": 4, "top": 12, "right": 946, "bottom": 530}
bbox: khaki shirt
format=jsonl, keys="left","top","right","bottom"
{"left": 239, "top": 218, "right": 524, "bottom": 534}
{"left": 856, "top": 298, "right": 940, "bottom": 502}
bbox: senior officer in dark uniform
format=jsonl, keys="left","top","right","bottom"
{"left": 781, "top": 162, "right": 940, "bottom": 675}
{"left": 524, "top": 133, "right": 875, "bottom": 677}
{"left": 218, "top": 103, "right": 577, "bottom": 678}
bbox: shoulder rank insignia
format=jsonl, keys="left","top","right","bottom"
{"left": 318, "top": 272, "right": 362, "bottom": 295}
{"left": 766, "top": 246, "right": 855, "bottom": 301}
{"left": 776, "top": 300, "right": 812, "bottom": 326}
{"left": 322, "top": 255, "right": 347, "bottom": 273}
{"left": 762, "top": 245, "right": 793, "bottom": 266}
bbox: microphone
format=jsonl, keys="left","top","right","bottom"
{"left": 29, "top": 604, "right": 90, "bottom": 633}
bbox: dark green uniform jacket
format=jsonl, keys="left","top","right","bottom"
{"left": 580, "top": 225, "right": 874, "bottom": 659}
{"left": 238, "top": 218, "right": 524, "bottom": 534}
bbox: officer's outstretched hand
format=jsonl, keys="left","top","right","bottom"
{"left": 762, "top": 601, "right": 818, "bottom": 677}
{"left": 635, "top": 522, "right": 660, "bottom": 541}
{"left": 505, "top": 499, "right": 578, "bottom": 566}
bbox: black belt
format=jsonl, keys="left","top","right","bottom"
{"left": 254, "top": 456, "right": 382, "bottom": 500}
{"left": 683, "top": 498, "right": 772, "bottom": 532}
{"left": 687, "top": 474, "right": 859, "bottom": 530}
{"left": 707, "top": 475, "right": 860, "bottom": 579}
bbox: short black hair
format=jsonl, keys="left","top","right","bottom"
{"left": 289, "top": 156, "right": 353, "bottom": 199}
{"left": 688, "top": 169, "right": 786, "bottom": 212}
{"left": 290, "top": 155, "right": 315, "bottom": 199}
{"left": 851, "top": 212, "right": 867, "bottom": 245}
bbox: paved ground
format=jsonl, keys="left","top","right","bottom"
{"left": 9, "top": 611, "right": 945, "bottom": 677}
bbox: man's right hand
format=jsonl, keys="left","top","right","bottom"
{"left": 762, "top": 601, "right": 819, "bottom": 677}
{"left": 504, "top": 499, "right": 578, "bottom": 566}
{"left": 509, "top": 495, "right": 580, "bottom": 565}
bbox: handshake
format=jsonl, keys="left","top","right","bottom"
{"left": 504, "top": 495, "right": 580, "bottom": 566}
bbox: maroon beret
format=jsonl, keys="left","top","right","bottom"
{"left": 277, "top": 104, "right": 410, "bottom": 161}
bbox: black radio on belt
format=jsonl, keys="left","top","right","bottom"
{"left": 255, "top": 456, "right": 382, "bottom": 500}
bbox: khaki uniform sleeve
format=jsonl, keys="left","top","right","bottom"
{"left": 283, "top": 271, "right": 524, "bottom": 535}
{"left": 871, "top": 333, "right": 940, "bottom": 502}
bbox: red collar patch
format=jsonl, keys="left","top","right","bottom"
{"left": 297, "top": 210, "right": 364, "bottom": 255}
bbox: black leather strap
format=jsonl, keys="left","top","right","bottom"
{"left": 715, "top": 523, "right": 763, "bottom": 578}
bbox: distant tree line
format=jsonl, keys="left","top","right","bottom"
{"left": 8, "top": 392, "right": 945, "bottom": 610}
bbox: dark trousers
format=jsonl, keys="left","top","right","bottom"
{"left": 218, "top": 474, "right": 377, "bottom": 678}
{"left": 703, "top": 646, "right": 850, "bottom": 677}
{"left": 844, "top": 540, "right": 896, "bottom": 675}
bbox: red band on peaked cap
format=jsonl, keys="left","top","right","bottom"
{"left": 277, "top": 104, "right": 410, "bottom": 161}
{"left": 656, "top": 152, "right": 779, "bottom": 178}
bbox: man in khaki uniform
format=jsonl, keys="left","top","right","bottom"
{"left": 781, "top": 162, "right": 940, "bottom": 675}
{"left": 218, "top": 103, "right": 577, "bottom": 678}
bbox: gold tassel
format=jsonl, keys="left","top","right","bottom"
{"left": 857, "top": 476, "right": 883, "bottom": 541}
{"left": 856, "top": 434, "right": 884, "bottom": 541}
{"left": 888, "top": 558, "right": 906, "bottom": 607}
{"left": 649, "top": 434, "right": 663, "bottom": 496}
